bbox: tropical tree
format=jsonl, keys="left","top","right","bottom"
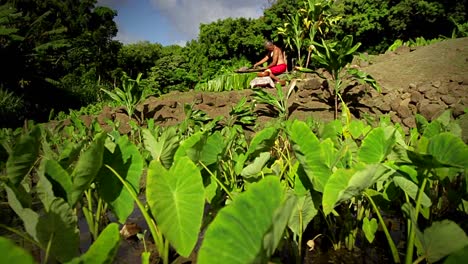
{"left": 0, "top": 0, "right": 120, "bottom": 125}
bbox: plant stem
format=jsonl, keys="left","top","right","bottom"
{"left": 405, "top": 176, "right": 429, "bottom": 264}
{"left": 44, "top": 232, "right": 54, "bottom": 264}
{"left": 412, "top": 255, "right": 426, "bottom": 264}
{"left": 364, "top": 191, "right": 400, "bottom": 263}
{"left": 105, "top": 165, "right": 167, "bottom": 264}
{"left": 0, "top": 224, "right": 43, "bottom": 249}
{"left": 298, "top": 209, "right": 303, "bottom": 259}
{"left": 199, "top": 161, "right": 234, "bottom": 200}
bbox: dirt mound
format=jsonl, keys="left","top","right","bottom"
{"left": 93, "top": 37, "right": 467, "bottom": 135}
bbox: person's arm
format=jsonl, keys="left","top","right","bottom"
{"left": 267, "top": 48, "right": 279, "bottom": 68}
{"left": 253, "top": 54, "right": 269, "bottom": 68}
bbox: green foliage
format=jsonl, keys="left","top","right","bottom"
{"left": 67, "top": 223, "right": 120, "bottom": 264}
{"left": 277, "top": 0, "right": 337, "bottom": 67}
{"left": 387, "top": 36, "right": 447, "bottom": 51}
{"left": 198, "top": 176, "right": 294, "bottom": 264}
{"left": 0, "top": 1, "right": 120, "bottom": 125}
{"left": 0, "top": 87, "right": 24, "bottom": 126}
{"left": 97, "top": 135, "right": 144, "bottom": 223}
{"left": 101, "top": 73, "right": 147, "bottom": 120}
{"left": 196, "top": 73, "right": 256, "bottom": 92}
{"left": 118, "top": 41, "right": 163, "bottom": 78}
{"left": 146, "top": 156, "right": 205, "bottom": 257}
{"left": 0, "top": 236, "right": 35, "bottom": 264}
{"left": 253, "top": 80, "right": 297, "bottom": 120}
{"left": 331, "top": 0, "right": 468, "bottom": 52}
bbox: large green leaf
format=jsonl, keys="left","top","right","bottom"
{"left": 98, "top": 136, "right": 144, "bottom": 223}
{"left": 6, "top": 126, "right": 41, "bottom": 186}
{"left": 42, "top": 159, "right": 73, "bottom": 203}
{"left": 241, "top": 152, "right": 271, "bottom": 178}
{"left": 70, "top": 133, "right": 106, "bottom": 206}
{"left": 0, "top": 237, "right": 35, "bottom": 264}
{"left": 288, "top": 192, "right": 318, "bottom": 237}
{"left": 235, "top": 127, "right": 278, "bottom": 174}
{"left": 174, "top": 131, "right": 225, "bottom": 167}
{"left": 198, "top": 177, "right": 288, "bottom": 264}
{"left": 444, "top": 245, "right": 468, "bottom": 264}
{"left": 37, "top": 198, "right": 80, "bottom": 262}
{"left": 245, "top": 127, "right": 278, "bottom": 158}
{"left": 287, "top": 120, "right": 331, "bottom": 192}
{"left": 5, "top": 186, "right": 39, "bottom": 241}
{"left": 418, "top": 220, "right": 468, "bottom": 263}
{"left": 358, "top": 127, "right": 395, "bottom": 163}
{"left": 67, "top": 223, "right": 120, "bottom": 264}
{"left": 142, "top": 127, "right": 179, "bottom": 169}
{"left": 393, "top": 176, "right": 432, "bottom": 208}
{"left": 146, "top": 156, "right": 205, "bottom": 257}
{"left": 322, "top": 164, "right": 390, "bottom": 215}
{"left": 427, "top": 133, "right": 468, "bottom": 169}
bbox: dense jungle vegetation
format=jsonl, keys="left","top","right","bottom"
{"left": 0, "top": 0, "right": 466, "bottom": 127}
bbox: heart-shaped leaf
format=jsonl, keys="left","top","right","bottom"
{"left": 362, "top": 217, "right": 378, "bottom": 243}
{"left": 146, "top": 156, "right": 205, "bottom": 257}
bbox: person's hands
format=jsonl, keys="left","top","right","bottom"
{"left": 253, "top": 64, "right": 259, "bottom": 69}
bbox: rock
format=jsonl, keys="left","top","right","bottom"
{"left": 396, "top": 104, "right": 412, "bottom": 119}
{"left": 419, "top": 103, "right": 446, "bottom": 121}
{"left": 402, "top": 116, "right": 416, "bottom": 128}
{"left": 401, "top": 92, "right": 411, "bottom": 100}
{"left": 80, "top": 115, "right": 93, "bottom": 127}
{"left": 300, "top": 78, "right": 322, "bottom": 90}
{"left": 114, "top": 112, "right": 132, "bottom": 134}
{"left": 452, "top": 86, "right": 467, "bottom": 98}
{"left": 452, "top": 104, "right": 466, "bottom": 118}
{"left": 424, "top": 89, "right": 440, "bottom": 101}
{"left": 409, "top": 83, "right": 417, "bottom": 89}
{"left": 97, "top": 106, "right": 113, "bottom": 124}
{"left": 431, "top": 80, "right": 441, "bottom": 88}
{"left": 400, "top": 98, "right": 411, "bottom": 107}
{"left": 408, "top": 104, "right": 417, "bottom": 114}
{"left": 410, "top": 91, "right": 423, "bottom": 103}
{"left": 417, "top": 81, "right": 432, "bottom": 93}
{"left": 390, "top": 111, "right": 401, "bottom": 123}
{"left": 194, "top": 93, "right": 203, "bottom": 104}
{"left": 390, "top": 99, "right": 400, "bottom": 112}
{"left": 377, "top": 98, "right": 392, "bottom": 112}
{"left": 441, "top": 95, "right": 458, "bottom": 105}
{"left": 168, "top": 101, "right": 178, "bottom": 108}
{"left": 437, "top": 85, "right": 449, "bottom": 95}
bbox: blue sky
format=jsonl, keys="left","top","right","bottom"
{"left": 98, "top": 0, "right": 270, "bottom": 46}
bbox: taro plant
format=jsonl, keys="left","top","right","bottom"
{"left": 101, "top": 73, "right": 147, "bottom": 121}
{"left": 106, "top": 143, "right": 206, "bottom": 264}
{"left": 225, "top": 97, "right": 257, "bottom": 128}
{"left": 252, "top": 80, "right": 297, "bottom": 121}
{"left": 394, "top": 117, "right": 468, "bottom": 264}
{"left": 0, "top": 125, "right": 111, "bottom": 262}
{"left": 0, "top": 223, "right": 121, "bottom": 264}
{"left": 197, "top": 176, "right": 297, "bottom": 264}
{"left": 311, "top": 35, "right": 381, "bottom": 119}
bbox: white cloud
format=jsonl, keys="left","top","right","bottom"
{"left": 115, "top": 29, "right": 143, "bottom": 44}
{"left": 150, "top": 0, "right": 269, "bottom": 41}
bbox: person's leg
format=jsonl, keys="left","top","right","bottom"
{"left": 257, "top": 70, "right": 270, "bottom": 77}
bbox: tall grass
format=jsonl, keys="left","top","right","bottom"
{"left": 195, "top": 73, "right": 257, "bottom": 92}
